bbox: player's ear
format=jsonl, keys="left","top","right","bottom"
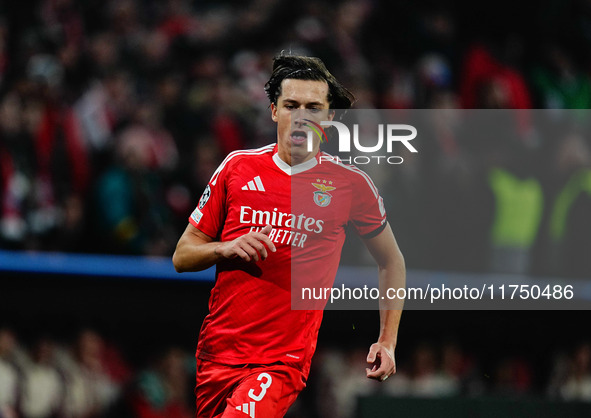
{"left": 271, "top": 103, "right": 278, "bottom": 122}
{"left": 327, "top": 109, "right": 336, "bottom": 121}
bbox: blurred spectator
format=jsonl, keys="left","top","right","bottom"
{"left": 531, "top": 45, "right": 591, "bottom": 109}
{"left": 0, "top": 75, "right": 90, "bottom": 252}
{"left": 92, "top": 123, "right": 176, "bottom": 255}
{"left": 547, "top": 133, "right": 591, "bottom": 278}
{"left": 409, "top": 342, "right": 459, "bottom": 397}
{"left": 381, "top": 65, "right": 416, "bottom": 109}
{"left": 189, "top": 139, "right": 221, "bottom": 195}
{"left": 0, "top": 92, "right": 36, "bottom": 248}
{"left": 558, "top": 343, "right": 591, "bottom": 401}
{"left": 487, "top": 140, "right": 543, "bottom": 275}
{"left": 331, "top": 0, "right": 374, "bottom": 82}
{"left": 440, "top": 341, "right": 484, "bottom": 396}
{"left": 460, "top": 43, "right": 532, "bottom": 110}
{"left": 55, "top": 329, "right": 122, "bottom": 418}
{"left": 128, "top": 347, "right": 193, "bottom": 418}
{"left": 30, "top": 89, "right": 90, "bottom": 251}
{"left": 415, "top": 53, "right": 454, "bottom": 108}
{"left": 314, "top": 347, "right": 381, "bottom": 418}
{"left": 547, "top": 349, "right": 571, "bottom": 400}
{"left": 491, "top": 356, "right": 533, "bottom": 396}
{"left": 0, "top": 328, "right": 18, "bottom": 418}
{"left": 73, "top": 69, "right": 134, "bottom": 153}
{"left": 18, "top": 337, "right": 64, "bottom": 418}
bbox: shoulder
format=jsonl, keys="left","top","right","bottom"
{"left": 210, "top": 144, "right": 275, "bottom": 185}
{"left": 220, "top": 144, "right": 275, "bottom": 167}
{"left": 228, "top": 143, "right": 275, "bottom": 161}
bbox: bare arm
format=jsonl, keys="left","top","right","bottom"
{"left": 362, "top": 222, "right": 406, "bottom": 381}
{"left": 172, "top": 224, "right": 276, "bottom": 272}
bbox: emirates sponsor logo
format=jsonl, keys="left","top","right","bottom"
{"left": 239, "top": 206, "right": 324, "bottom": 233}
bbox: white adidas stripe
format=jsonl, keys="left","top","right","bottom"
{"left": 254, "top": 176, "right": 265, "bottom": 191}
{"left": 210, "top": 144, "right": 275, "bottom": 186}
{"left": 321, "top": 152, "right": 380, "bottom": 198}
{"left": 236, "top": 401, "right": 256, "bottom": 417}
{"left": 241, "top": 175, "right": 266, "bottom": 191}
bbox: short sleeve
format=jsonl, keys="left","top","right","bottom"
{"left": 188, "top": 158, "right": 230, "bottom": 239}
{"left": 349, "top": 169, "right": 388, "bottom": 238}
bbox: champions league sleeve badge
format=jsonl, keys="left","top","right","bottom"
{"left": 312, "top": 181, "right": 336, "bottom": 207}
{"left": 199, "top": 185, "right": 211, "bottom": 210}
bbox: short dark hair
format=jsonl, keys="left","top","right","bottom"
{"left": 264, "top": 54, "right": 355, "bottom": 109}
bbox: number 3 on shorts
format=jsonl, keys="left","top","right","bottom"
{"left": 248, "top": 373, "right": 273, "bottom": 402}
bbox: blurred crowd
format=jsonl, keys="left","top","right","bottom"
{"left": 0, "top": 327, "right": 195, "bottom": 418}
{"left": 313, "top": 340, "right": 591, "bottom": 418}
{"left": 312, "top": 342, "right": 591, "bottom": 418}
{"left": 2, "top": 0, "right": 591, "bottom": 277}
{"left": 1, "top": 326, "right": 590, "bottom": 418}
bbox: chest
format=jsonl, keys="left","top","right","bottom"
{"left": 223, "top": 164, "right": 354, "bottom": 245}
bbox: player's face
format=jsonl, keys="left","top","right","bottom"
{"left": 272, "top": 79, "right": 334, "bottom": 166}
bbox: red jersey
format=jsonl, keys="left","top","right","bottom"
{"left": 189, "top": 144, "right": 386, "bottom": 377}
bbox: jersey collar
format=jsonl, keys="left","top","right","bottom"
{"left": 272, "top": 145, "right": 318, "bottom": 175}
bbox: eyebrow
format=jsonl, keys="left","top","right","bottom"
{"left": 282, "top": 99, "right": 327, "bottom": 106}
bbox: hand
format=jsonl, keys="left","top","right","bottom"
{"left": 215, "top": 225, "right": 276, "bottom": 262}
{"left": 366, "top": 342, "right": 396, "bottom": 382}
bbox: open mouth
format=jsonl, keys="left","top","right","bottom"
{"left": 290, "top": 130, "right": 308, "bottom": 145}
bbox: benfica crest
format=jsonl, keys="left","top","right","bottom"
{"left": 312, "top": 182, "right": 336, "bottom": 207}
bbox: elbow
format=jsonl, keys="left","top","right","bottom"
{"left": 172, "top": 248, "right": 206, "bottom": 273}
{"left": 172, "top": 251, "right": 186, "bottom": 273}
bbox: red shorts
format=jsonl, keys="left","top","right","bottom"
{"left": 195, "top": 359, "right": 306, "bottom": 418}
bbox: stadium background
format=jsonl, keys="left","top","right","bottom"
{"left": 1, "top": 0, "right": 591, "bottom": 416}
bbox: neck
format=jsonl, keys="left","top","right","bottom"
{"left": 278, "top": 147, "right": 317, "bottom": 167}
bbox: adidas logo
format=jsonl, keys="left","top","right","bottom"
{"left": 236, "top": 401, "right": 256, "bottom": 417}
{"left": 241, "top": 176, "right": 266, "bottom": 192}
